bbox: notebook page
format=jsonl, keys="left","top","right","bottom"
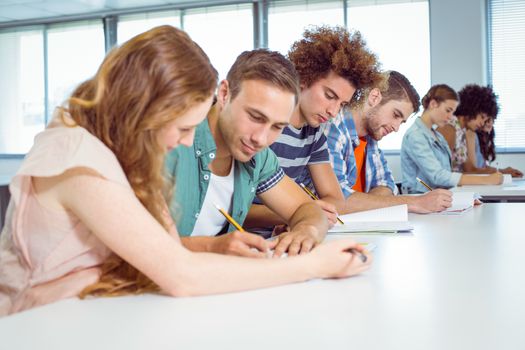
{"left": 337, "top": 204, "right": 408, "bottom": 223}
{"left": 433, "top": 192, "right": 475, "bottom": 215}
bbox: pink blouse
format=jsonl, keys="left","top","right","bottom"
{"left": 0, "top": 118, "right": 131, "bottom": 316}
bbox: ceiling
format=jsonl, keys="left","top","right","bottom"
{"left": 0, "top": 0, "right": 241, "bottom": 25}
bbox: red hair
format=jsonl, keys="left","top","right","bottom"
{"left": 61, "top": 25, "right": 217, "bottom": 296}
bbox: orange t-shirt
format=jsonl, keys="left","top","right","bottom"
{"left": 352, "top": 137, "right": 367, "bottom": 192}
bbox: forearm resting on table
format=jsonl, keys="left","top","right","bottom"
{"left": 342, "top": 188, "right": 398, "bottom": 213}
{"left": 287, "top": 202, "right": 328, "bottom": 240}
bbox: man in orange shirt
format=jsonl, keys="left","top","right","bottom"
{"left": 325, "top": 71, "right": 453, "bottom": 213}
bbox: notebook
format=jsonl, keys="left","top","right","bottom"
{"left": 328, "top": 204, "right": 413, "bottom": 234}
{"left": 433, "top": 191, "right": 476, "bottom": 215}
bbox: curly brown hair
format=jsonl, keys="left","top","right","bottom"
{"left": 288, "top": 25, "right": 382, "bottom": 102}
{"left": 455, "top": 84, "right": 499, "bottom": 120}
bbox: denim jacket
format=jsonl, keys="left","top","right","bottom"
{"left": 325, "top": 109, "right": 397, "bottom": 197}
{"left": 401, "top": 118, "right": 462, "bottom": 193}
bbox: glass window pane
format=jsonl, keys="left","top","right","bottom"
{"left": 0, "top": 28, "right": 45, "bottom": 154}
{"left": 183, "top": 4, "right": 254, "bottom": 80}
{"left": 47, "top": 20, "right": 106, "bottom": 121}
{"left": 117, "top": 11, "right": 181, "bottom": 45}
{"left": 347, "top": 1, "right": 430, "bottom": 151}
{"left": 268, "top": 0, "right": 345, "bottom": 55}
{"left": 489, "top": 0, "right": 525, "bottom": 150}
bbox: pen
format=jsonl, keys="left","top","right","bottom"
{"left": 416, "top": 177, "right": 433, "bottom": 191}
{"left": 214, "top": 203, "right": 244, "bottom": 232}
{"left": 299, "top": 183, "right": 345, "bottom": 225}
{"left": 346, "top": 247, "right": 368, "bottom": 263}
{"left": 214, "top": 203, "right": 273, "bottom": 258}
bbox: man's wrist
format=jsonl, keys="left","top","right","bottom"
{"left": 291, "top": 223, "right": 324, "bottom": 242}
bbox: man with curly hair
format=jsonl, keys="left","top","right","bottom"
{"left": 324, "top": 71, "right": 453, "bottom": 213}
{"left": 245, "top": 26, "right": 389, "bottom": 237}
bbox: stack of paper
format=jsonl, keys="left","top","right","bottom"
{"left": 328, "top": 204, "right": 413, "bottom": 234}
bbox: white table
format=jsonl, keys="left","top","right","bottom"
{"left": 1, "top": 203, "right": 524, "bottom": 350}
{"left": 452, "top": 178, "right": 525, "bottom": 202}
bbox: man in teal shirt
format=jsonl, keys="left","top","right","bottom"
{"left": 166, "top": 49, "right": 332, "bottom": 258}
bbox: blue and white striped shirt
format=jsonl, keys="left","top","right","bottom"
{"left": 268, "top": 123, "right": 330, "bottom": 184}
{"left": 325, "top": 108, "right": 397, "bottom": 197}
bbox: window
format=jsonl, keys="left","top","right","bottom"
{"left": 347, "top": 0, "right": 430, "bottom": 151}
{"left": 489, "top": 0, "right": 525, "bottom": 150}
{"left": 0, "top": 21, "right": 105, "bottom": 154}
{"left": 0, "top": 28, "right": 45, "bottom": 154}
{"left": 268, "top": 0, "right": 345, "bottom": 55}
{"left": 117, "top": 11, "right": 181, "bottom": 45}
{"left": 184, "top": 4, "right": 254, "bottom": 80}
{"left": 47, "top": 21, "right": 105, "bottom": 121}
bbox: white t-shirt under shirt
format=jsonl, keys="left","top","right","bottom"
{"left": 191, "top": 162, "right": 235, "bottom": 236}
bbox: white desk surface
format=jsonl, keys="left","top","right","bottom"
{"left": 452, "top": 178, "right": 525, "bottom": 200}
{"left": 1, "top": 203, "right": 524, "bottom": 350}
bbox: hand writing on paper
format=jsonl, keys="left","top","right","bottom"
{"left": 310, "top": 239, "right": 373, "bottom": 278}
{"left": 313, "top": 199, "right": 338, "bottom": 227}
{"left": 210, "top": 230, "right": 270, "bottom": 258}
{"left": 410, "top": 188, "right": 453, "bottom": 213}
{"left": 271, "top": 224, "right": 322, "bottom": 258}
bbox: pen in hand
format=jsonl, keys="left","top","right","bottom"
{"left": 214, "top": 203, "right": 244, "bottom": 232}
{"left": 299, "top": 183, "right": 345, "bottom": 225}
{"left": 214, "top": 203, "right": 272, "bottom": 257}
{"left": 416, "top": 177, "right": 433, "bottom": 191}
{"left": 346, "top": 247, "right": 368, "bottom": 263}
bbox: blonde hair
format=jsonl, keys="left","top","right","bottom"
{"left": 60, "top": 25, "right": 217, "bottom": 297}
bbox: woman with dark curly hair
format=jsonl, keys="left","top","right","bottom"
{"left": 245, "top": 25, "right": 384, "bottom": 228}
{"left": 470, "top": 117, "right": 523, "bottom": 177}
{"left": 437, "top": 84, "right": 502, "bottom": 174}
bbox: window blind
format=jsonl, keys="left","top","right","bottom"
{"left": 489, "top": 0, "right": 525, "bottom": 150}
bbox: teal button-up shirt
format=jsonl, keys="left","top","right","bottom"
{"left": 165, "top": 118, "right": 284, "bottom": 236}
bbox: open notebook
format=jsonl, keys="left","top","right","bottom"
{"left": 328, "top": 204, "right": 413, "bottom": 234}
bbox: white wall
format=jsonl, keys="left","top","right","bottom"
{"left": 429, "top": 0, "right": 488, "bottom": 89}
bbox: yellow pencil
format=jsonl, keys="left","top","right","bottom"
{"left": 299, "top": 183, "right": 345, "bottom": 225}
{"left": 416, "top": 177, "right": 433, "bottom": 191}
{"left": 214, "top": 203, "right": 244, "bottom": 232}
